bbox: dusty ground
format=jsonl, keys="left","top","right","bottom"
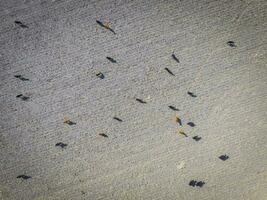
{"left": 0, "top": 0, "right": 267, "bottom": 199}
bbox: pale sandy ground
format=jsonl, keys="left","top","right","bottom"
{"left": 0, "top": 0, "right": 267, "bottom": 199}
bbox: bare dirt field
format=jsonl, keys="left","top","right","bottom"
{"left": 0, "top": 0, "right": 266, "bottom": 199}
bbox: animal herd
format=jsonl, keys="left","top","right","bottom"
{"left": 14, "top": 18, "right": 234, "bottom": 191}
